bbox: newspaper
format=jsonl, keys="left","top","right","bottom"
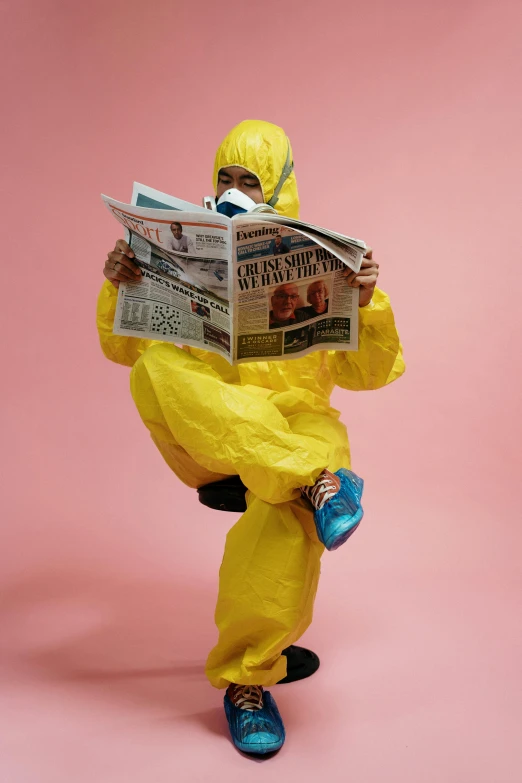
{"left": 101, "top": 183, "right": 367, "bottom": 364}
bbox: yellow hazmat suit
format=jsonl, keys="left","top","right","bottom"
{"left": 96, "top": 120, "right": 405, "bottom": 688}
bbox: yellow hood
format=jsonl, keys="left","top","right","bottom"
{"left": 212, "top": 120, "right": 300, "bottom": 218}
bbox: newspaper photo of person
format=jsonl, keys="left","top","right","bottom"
{"left": 165, "top": 221, "right": 195, "bottom": 254}
{"left": 269, "top": 283, "right": 309, "bottom": 329}
{"left": 299, "top": 279, "right": 330, "bottom": 319}
{"left": 271, "top": 233, "right": 291, "bottom": 255}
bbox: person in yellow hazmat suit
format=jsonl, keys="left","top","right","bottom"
{"left": 97, "top": 120, "right": 405, "bottom": 756}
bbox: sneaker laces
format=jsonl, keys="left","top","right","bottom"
{"left": 301, "top": 469, "right": 341, "bottom": 510}
{"left": 228, "top": 684, "right": 264, "bottom": 711}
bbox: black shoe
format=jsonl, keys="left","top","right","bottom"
{"left": 278, "top": 645, "right": 320, "bottom": 684}
{"left": 197, "top": 476, "right": 247, "bottom": 513}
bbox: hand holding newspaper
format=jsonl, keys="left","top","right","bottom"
{"left": 101, "top": 183, "right": 367, "bottom": 365}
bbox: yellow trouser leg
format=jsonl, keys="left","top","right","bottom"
{"left": 130, "top": 343, "right": 330, "bottom": 502}
{"left": 205, "top": 412, "right": 351, "bottom": 688}
{"left": 205, "top": 494, "right": 324, "bottom": 688}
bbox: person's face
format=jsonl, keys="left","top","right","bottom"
{"left": 308, "top": 283, "right": 326, "bottom": 311}
{"left": 275, "top": 236, "right": 282, "bottom": 246}
{"left": 271, "top": 284, "right": 299, "bottom": 320}
{"left": 216, "top": 166, "right": 264, "bottom": 203}
{"left": 171, "top": 224, "right": 183, "bottom": 240}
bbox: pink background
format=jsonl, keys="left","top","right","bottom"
{"left": 2, "top": 0, "right": 521, "bottom": 779}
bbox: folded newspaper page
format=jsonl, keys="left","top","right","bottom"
{"left": 101, "top": 183, "right": 367, "bottom": 365}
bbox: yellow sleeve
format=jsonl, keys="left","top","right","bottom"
{"left": 96, "top": 280, "right": 161, "bottom": 368}
{"left": 329, "top": 287, "right": 405, "bottom": 391}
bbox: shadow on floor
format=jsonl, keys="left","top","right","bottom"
{"left": 0, "top": 569, "right": 228, "bottom": 737}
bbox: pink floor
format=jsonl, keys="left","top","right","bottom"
{"left": 2, "top": 0, "right": 522, "bottom": 780}
{"left": 1, "top": 476, "right": 520, "bottom": 781}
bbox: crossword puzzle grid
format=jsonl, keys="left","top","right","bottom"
{"left": 150, "top": 304, "right": 182, "bottom": 336}
{"left": 150, "top": 304, "right": 201, "bottom": 340}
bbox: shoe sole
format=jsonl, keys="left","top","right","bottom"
{"left": 234, "top": 739, "right": 285, "bottom": 754}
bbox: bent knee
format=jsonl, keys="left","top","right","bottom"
{"left": 131, "top": 343, "right": 190, "bottom": 386}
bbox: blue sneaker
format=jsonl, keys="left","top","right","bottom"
{"left": 224, "top": 685, "right": 285, "bottom": 755}
{"left": 312, "top": 468, "right": 364, "bottom": 551}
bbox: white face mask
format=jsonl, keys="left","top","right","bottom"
{"left": 215, "top": 188, "right": 258, "bottom": 217}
